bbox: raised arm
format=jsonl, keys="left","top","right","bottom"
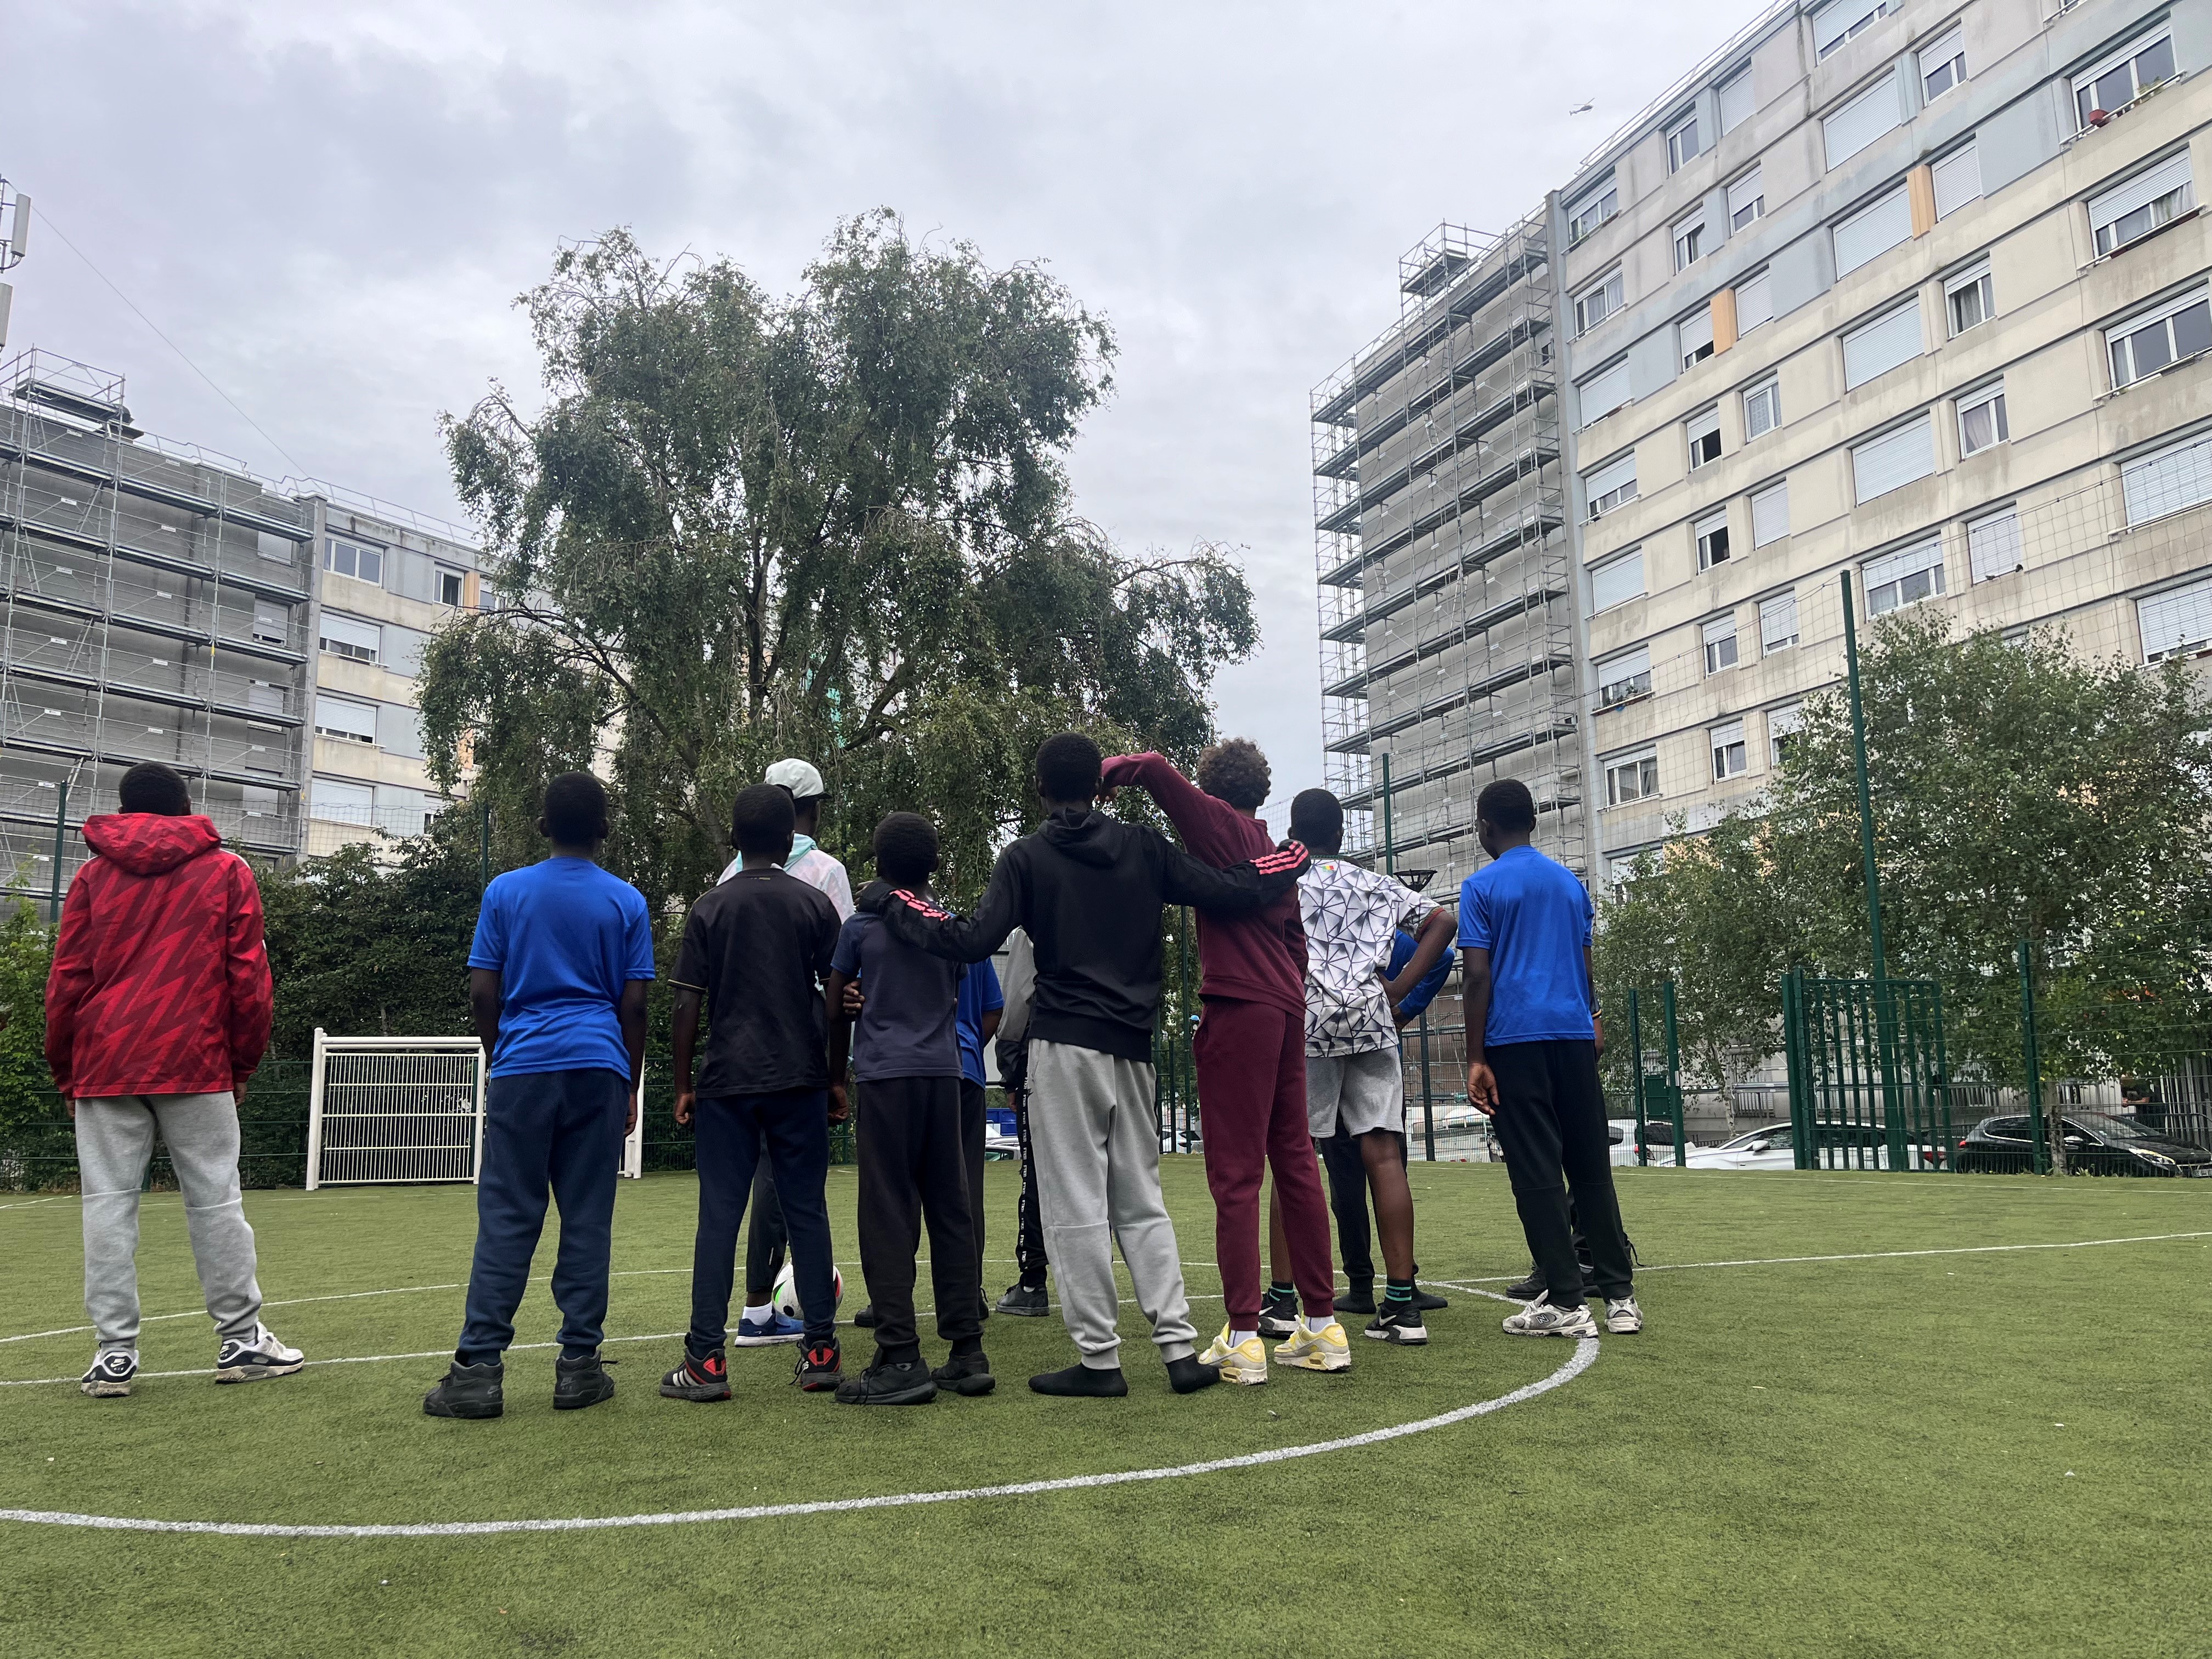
{"left": 862, "top": 854, "right": 1022, "bottom": 963}
{"left": 1101, "top": 752, "right": 1245, "bottom": 865}
{"left": 1159, "top": 834, "right": 1310, "bottom": 915}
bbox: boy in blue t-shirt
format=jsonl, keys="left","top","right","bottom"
{"left": 955, "top": 955, "right": 1003, "bottom": 1322}
{"left": 425, "top": 772, "right": 655, "bottom": 1420}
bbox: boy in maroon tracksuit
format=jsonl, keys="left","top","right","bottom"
{"left": 1101, "top": 742, "right": 1343, "bottom": 1380}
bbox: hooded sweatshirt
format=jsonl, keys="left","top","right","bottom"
{"left": 44, "top": 813, "right": 274, "bottom": 1099}
{"left": 860, "top": 806, "right": 1308, "bottom": 1062}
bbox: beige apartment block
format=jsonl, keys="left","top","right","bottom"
{"left": 1554, "top": 0, "right": 2212, "bottom": 876}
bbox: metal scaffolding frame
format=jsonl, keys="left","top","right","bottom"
{"left": 1311, "top": 219, "right": 1585, "bottom": 887}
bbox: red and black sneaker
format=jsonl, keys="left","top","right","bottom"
{"left": 659, "top": 1349, "right": 731, "bottom": 1403}
{"left": 793, "top": 1337, "right": 842, "bottom": 1392}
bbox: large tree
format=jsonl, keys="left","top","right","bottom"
{"left": 421, "top": 217, "right": 1256, "bottom": 915}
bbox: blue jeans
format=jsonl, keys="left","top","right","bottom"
{"left": 690, "top": 1090, "right": 837, "bottom": 1352}
{"left": 455, "top": 1068, "right": 627, "bottom": 1365}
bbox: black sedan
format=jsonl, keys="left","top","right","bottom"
{"left": 1953, "top": 1111, "right": 2212, "bottom": 1176}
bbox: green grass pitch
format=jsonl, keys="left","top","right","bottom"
{"left": 2, "top": 1160, "right": 2207, "bottom": 1657}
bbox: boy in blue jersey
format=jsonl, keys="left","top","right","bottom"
{"left": 425, "top": 772, "right": 654, "bottom": 1420}
{"left": 1459, "top": 778, "right": 1639, "bottom": 1339}
{"left": 956, "top": 954, "right": 1005, "bottom": 1323}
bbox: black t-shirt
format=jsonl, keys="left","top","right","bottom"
{"left": 832, "top": 906, "right": 961, "bottom": 1081}
{"left": 672, "top": 866, "right": 840, "bottom": 1096}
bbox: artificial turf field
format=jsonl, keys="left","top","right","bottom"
{"left": 2, "top": 1160, "right": 2206, "bottom": 1658}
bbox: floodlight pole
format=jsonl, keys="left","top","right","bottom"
{"left": 47, "top": 775, "right": 68, "bottom": 922}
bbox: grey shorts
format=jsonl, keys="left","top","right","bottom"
{"left": 1305, "top": 1048, "right": 1404, "bottom": 1140}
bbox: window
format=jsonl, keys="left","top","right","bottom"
{"left": 1667, "top": 110, "right": 1704, "bottom": 171}
{"left": 1815, "top": 0, "right": 1895, "bottom": 59}
{"left": 1933, "top": 143, "right": 1982, "bottom": 218}
{"left": 1768, "top": 702, "right": 1804, "bottom": 765}
{"left": 1852, "top": 414, "right": 1936, "bottom": 503}
{"left": 1606, "top": 749, "right": 1661, "bottom": 805}
{"left": 2074, "top": 30, "right": 2176, "bottom": 129}
{"left": 2107, "top": 289, "right": 2212, "bottom": 388}
{"left": 1752, "top": 479, "right": 1790, "bottom": 546}
{"left": 2138, "top": 574, "right": 2212, "bottom": 662}
{"left": 1842, "top": 301, "right": 1923, "bottom": 389}
{"left": 319, "top": 611, "right": 381, "bottom": 664}
{"left": 438, "top": 568, "right": 466, "bottom": 606}
{"left": 1696, "top": 511, "right": 1733, "bottom": 571}
{"left": 1598, "top": 644, "right": 1652, "bottom": 707}
{"left": 255, "top": 531, "right": 292, "bottom": 564}
{"left": 1727, "top": 166, "right": 1765, "bottom": 232}
{"left": 1590, "top": 550, "right": 1646, "bottom": 613}
{"left": 1673, "top": 211, "right": 1708, "bottom": 272}
{"left": 1687, "top": 408, "right": 1722, "bottom": 469}
{"left": 1825, "top": 74, "right": 1900, "bottom": 169}
{"left": 1833, "top": 187, "right": 1911, "bottom": 275}
{"left": 314, "top": 694, "right": 380, "bottom": 744}
{"left": 1967, "top": 507, "right": 2023, "bottom": 583}
{"left": 1680, "top": 308, "right": 1716, "bottom": 369}
{"left": 324, "top": 537, "right": 384, "bottom": 586}
{"left": 1576, "top": 270, "right": 1624, "bottom": 334}
{"left": 1957, "top": 382, "right": 2009, "bottom": 456}
{"left": 251, "top": 600, "right": 286, "bottom": 646}
{"left": 2089, "top": 152, "right": 2196, "bottom": 257}
{"left": 1703, "top": 613, "right": 1741, "bottom": 674}
{"left": 1578, "top": 360, "right": 1632, "bottom": 427}
{"left": 1921, "top": 26, "right": 1966, "bottom": 100}
{"left": 1760, "top": 589, "right": 1800, "bottom": 651}
{"left": 1569, "top": 182, "right": 1620, "bottom": 244}
{"left": 1946, "top": 260, "right": 1994, "bottom": 336}
{"left": 1864, "top": 539, "right": 1945, "bottom": 614}
{"left": 311, "top": 776, "right": 376, "bottom": 821}
{"left": 1585, "top": 452, "right": 1639, "bottom": 519}
{"left": 1719, "top": 67, "right": 1754, "bottom": 134}
{"left": 1711, "top": 720, "right": 1749, "bottom": 779}
{"left": 2121, "top": 432, "right": 2212, "bottom": 526}
{"left": 1744, "top": 378, "right": 1782, "bottom": 441}
{"left": 1735, "top": 270, "right": 1774, "bottom": 334}
{"left": 247, "top": 680, "right": 285, "bottom": 717}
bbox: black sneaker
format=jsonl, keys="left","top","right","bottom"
{"left": 1256, "top": 1287, "right": 1300, "bottom": 1339}
{"left": 1364, "top": 1303, "right": 1429, "bottom": 1345}
{"left": 80, "top": 1350, "right": 136, "bottom": 1398}
{"left": 659, "top": 1350, "right": 731, "bottom": 1403}
{"left": 1334, "top": 1282, "right": 1377, "bottom": 1317}
{"left": 854, "top": 1304, "right": 879, "bottom": 1329}
{"left": 1409, "top": 1286, "right": 1450, "bottom": 1312}
{"left": 931, "top": 1349, "right": 996, "bottom": 1397}
{"left": 836, "top": 1355, "right": 938, "bottom": 1406}
{"left": 793, "top": 1338, "right": 843, "bottom": 1392}
{"left": 1502, "top": 1268, "right": 1546, "bottom": 1302}
{"left": 554, "top": 1352, "right": 616, "bottom": 1411}
{"left": 1028, "top": 1362, "right": 1128, "bottom": 1398}
{"left": 995, "top": 1282, "right": 1049, "bottom": 1317}
{"left": 423, "top": 1359, "right": 504, "bottom": 1419}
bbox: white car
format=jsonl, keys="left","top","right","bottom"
{"left": 1608, "top": 1118, "right": 1696, "bottom": 1166}
{"left": 1684, "top": 1122, "right": 1796, "bottom": 1170}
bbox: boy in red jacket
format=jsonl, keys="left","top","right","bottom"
{"left": 45, "top": 761, "right": 299, "bottom": 1398}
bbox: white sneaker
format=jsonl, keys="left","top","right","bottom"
{"left": 1198, "top": 1324, "right": 1269, "bottom": 1385}
{"left": 215, "top": 1323, "right": 306, "bottom": 1383}
{"left": 1275, "top": 1321, "right": 1353, "bottom": 1373}
{"left": 1605, "top": 1297, "right": 1644, "bottom": 1335}
{"left": 80, "top": 1350, "right": 137, "bottom": 1398}
{"left": 1500, "top": 1300, "right": 1599, "bottom": 1339}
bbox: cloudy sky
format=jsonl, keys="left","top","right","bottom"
{"left": 6, "top": 0, "right": 1743, "bottom": 813}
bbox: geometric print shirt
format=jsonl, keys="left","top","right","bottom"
{"left": 1296, "top": 857, "right": 1436, "bottom": 1057}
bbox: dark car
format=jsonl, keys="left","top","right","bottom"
{"left": 1953, "top": 1111, "right": 2212, "bottom": 1176}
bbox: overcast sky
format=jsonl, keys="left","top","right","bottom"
{"left": 6, "top": 0, "right": 1744, "bottom": 816}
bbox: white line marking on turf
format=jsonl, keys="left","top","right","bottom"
{"left": 1429, "top": 1231, "right": 2212, "bottom": 1284}
{"left": 0, "top": 1335, "right": 1598, "bottom": 1537}
{"left": 0, "top": 1197, "right": 64, "bottom": 1212}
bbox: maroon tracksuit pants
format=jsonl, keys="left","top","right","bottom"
{"left": 1192, "top": 996, "right": 1336, "bottom": 1324}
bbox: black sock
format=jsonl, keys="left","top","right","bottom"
{"left": 1385, "top": 1278, "right": 1415, "bottom": 1305}
{"left": 950, "top": 1334, "right": 983, "bottom": 1359}
{"left": 1029, "top": 1361, "right": 1128, "bottom": 1398}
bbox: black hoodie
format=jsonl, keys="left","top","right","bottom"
{"left": 859, "top": 806, "right": 1308, "bottom": 1062}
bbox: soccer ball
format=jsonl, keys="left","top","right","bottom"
{"left": 771, "top": 1261, "right": 844, "bottom": 1322}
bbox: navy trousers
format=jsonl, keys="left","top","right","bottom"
{"left": 689, "top": 1090, "right": 837, "bottom": 1352}
{"left": 456, "top": 1068, "right": 628, "bottom": 1365}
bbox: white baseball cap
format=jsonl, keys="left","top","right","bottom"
{"left": 764, "top": 758, "right": 827, "bottom": 799}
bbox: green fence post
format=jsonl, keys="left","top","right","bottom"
{"left": 2017, "top": 939, "right": 2051, "bottom": 1177}
{"left": 47, "top": 774, "right": 69, "bottom": 922}
{"left": 1629, "top": 988, "right": 1648, "bottom": 1167}
{"left": 1662, "top": 979, "right": 1685, "bottom": 1166}
{"left": 1417, "top": 1008, "right": 1436, "bottom": 1164}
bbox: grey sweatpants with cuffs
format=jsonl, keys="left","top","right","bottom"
{"left": 75, "top": 1092, "right": 264, "bottom": 1353}
{"left": 1026, "top": 1040, "right": 1198, "bottom": 1369}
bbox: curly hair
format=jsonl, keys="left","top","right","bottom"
{"left": 1195, "top": 738, "right": 1270, "bottom": 811}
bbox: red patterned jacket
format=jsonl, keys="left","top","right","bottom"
{"left": 44, "top": 814, "right": 274, "bottom": 1099}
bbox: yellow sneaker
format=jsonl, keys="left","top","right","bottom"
{"left": 1198, "top": 1324, "right": 1268, "bottom": 1385}
{"left": 1275, "top": 1320, "right": 1352, "bottom": 1373}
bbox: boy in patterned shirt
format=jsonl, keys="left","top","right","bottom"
{"left": 1289, "top": 788, "right": 1456, "bottom": 1344}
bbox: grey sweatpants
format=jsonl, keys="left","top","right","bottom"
{"left": 75, "top": 1092, "right": 264, "bottom": 1352}
{"left": 1026, "top": 1040, "right": 1197, "bottom": 1369}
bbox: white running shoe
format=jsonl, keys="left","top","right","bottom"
{"left": 215, "top": 1323, "right": 306, "bottom": 1383}
{"left": 1500, "top": 1300, "right": 1599, "bottom": 1339}
{"left": 1198, "top": 1324, "right": 1269, "bottom": 1385}
{"left": 1605, "top": 1297, "right": 1644, "bottom": 1335}
{"left": 80, "top": 1350, "right": 137, "bottom": 1398}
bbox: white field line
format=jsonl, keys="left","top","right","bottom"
{"left": 1427, "top": 1229, "right": 2212, "bottom": 1286}
{"left": 0, "top": 1197, "right": 64, "bottom": 1212}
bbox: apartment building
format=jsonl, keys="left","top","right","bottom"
{"left": 1557, "top": 0, "right": 2212, "bottom": 876}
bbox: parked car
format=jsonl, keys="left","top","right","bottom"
{"left": 984, "top": 1126, "right": 1020, "bottom": 1161}
{"left": 1607, "top": 1118, "right": 1695, "bottom": 1166}
{"left": 1954, "top": 1111, "right": 2212, "bottom": 1176}
{"left": 1685, "top": 1122, "right": 1796, "bottom": 1170}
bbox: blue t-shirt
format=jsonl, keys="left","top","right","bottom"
{"left": 468, "top": 857, "right": 656, "bottom": 1078}
{"left": 1387, "top": 929, "right": 1457, "bottom": 1022}
{"left": 831, "top": 910, "right": 962, "bottom": 1082}
{"left": 1457, "top": 845, "right": 1595, "bottom": 1046}
{"left": 954, "top": 959, "right": 1005, "bottom": 1087}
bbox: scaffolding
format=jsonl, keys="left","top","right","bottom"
{"left": 1311, "top": 219, "right": 1584, "bottom": 888}
{"left": 0, "top": 349, "right": 315, "bottom": 901}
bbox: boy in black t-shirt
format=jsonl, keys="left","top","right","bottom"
{"left": 826, "top": 812, "right": 985, "bottom": 1406}
{"left": 661, "top": 785, "right": 847, "bottom": 1401}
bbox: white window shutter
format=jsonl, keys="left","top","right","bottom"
{"left": 2090, "top": 152, "right": 2195, "bottom": 237}
{"left": 1852, "top": 415, "right": 1935, "bottom": 503}
{"left": 1736, "top": 272, "right": 1774, "bottom": 331}
{"left": 1728, "top": 166, "right": 1764, "bottom": 221}
{"left": 1680, "top": 309, "right": 1714, "bottom": 362}
{"left": 1590, "top": 552, "right": 1645, "bottom": 612}
{"left": 1686, "top": 408, "right": 1720, "bottom": 447}
{"left": 1578, "top": 360, "right": 1631, "bottom": 426}
{"left": 1824, "top": 74, "right": 1900, "bottom": 168}
{"left": 1967, "top": 510, "right": 2024, "bottom": 582}
{"left": 1719, "top": 69, "right": 1754, "bottom": 133}
{"left": 2122, "top": 434, "right": 2212, "bottom": 524}
{"left": 1933, "top": 144, "right": 1982, "bottom": 218}
{"left": 1863, "top": 538, "right": 1943, "bottom": 590}
{"left": 1842, "top": 303, "right": 1923, "bottom": 388}
{"left": 1752, "top": 481, "right": 1790, "bottom": 546}
{"left": 2138, "top": 575, "right": 2212, "bottom": 661}
{"left": 1585, "top": 452, "right": 1638, "bottom": 504}
{"left": 1834, "top": 188, "right": 1911, "bottom": 275}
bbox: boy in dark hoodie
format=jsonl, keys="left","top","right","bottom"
{"left": 861, "top": 732, "right": 1309, "bottom": 1398}
{"left": 46, "top": 760, "right": 298, "bottom": 1398}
